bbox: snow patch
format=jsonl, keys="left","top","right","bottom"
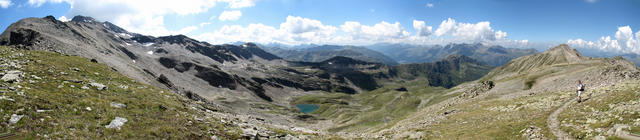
{"left": 147, "top": 51, "right": 153, "bottom": 55}
{"left": 143, "top": 43, "right": 154, "bottom": 47}
{"left": 117, "top": 33, "right": 133, "bottom": 38}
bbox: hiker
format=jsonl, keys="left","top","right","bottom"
{"left": 577, "top": 80, "right": 585, "bottom": 103}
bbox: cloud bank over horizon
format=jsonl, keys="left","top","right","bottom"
{"left": 1, "top": 0, "right": 637, "bottom": 55}
{"left": 568, "top": 26, "right": 640, "bottom": 54}
{"left": 15, "top": 0, "right": 531, "bottom": 48}
{"left": 195, "top": 16, "right": 529, "bottom": 47}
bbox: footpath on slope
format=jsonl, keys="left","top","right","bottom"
{"left": 547, "top": 92, "right": 640, "bottom": 140}
{"left": 547, "top": 94, "right": 576, "bottom": 140}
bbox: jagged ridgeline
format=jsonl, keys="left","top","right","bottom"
{"left": 260, "top": 44, "right": 400, "bottom": 65}
{"left": 0, "top": 15, "right": 495, "bottom": 104}
{"left": 0, "top": 15, "right": 519, "bottom": 139}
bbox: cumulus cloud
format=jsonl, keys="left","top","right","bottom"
{"left": 0, "top": 0, "right": 11, "bottom": 8}
{"left": 218, "top": 0, "right": 257, "bottom": 8}
{"left": 341, "top": 21, "right": 409, "bottom": 41}
{"left": 434, "top": 18, "right": 455, "bottom": 36}
{"left": 198, "top": 15, "right": 340, "bottom": 45}
{"left": 413, "top": 20, "right": 432, "bottom": 37}
{"left": 197, "top": 23, "right": 290, "bottom": 44}
{"left": 196, "top": 16, "right": 524, "bottom": 47}
{"left": 280, "top": 16, "right": 336, "bottom": 35}
{"left": 219, "top": 10, "right": 242, "bottom": 21}
{"left": 58, "top": 16, "right": 70, "bottom": 21}
{"left": 26, "top": 0, "right": 257, "bottom": 36}
{"left": 433, "top": 18, "right": 507, "bottom": 42}
{"left": 568, "top": 26, "right": 640, "bottom": 54}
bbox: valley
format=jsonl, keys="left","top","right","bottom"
{"left": 0, "top": 15, "right": 639, "bottom": 140}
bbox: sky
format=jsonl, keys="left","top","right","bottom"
{"left": 0, "top": 0, "right": 639, "bottom": 54}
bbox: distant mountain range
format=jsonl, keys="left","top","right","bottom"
{"left": 260, "top": 44, "right": 399, "bottom": 65}
{"left": 0, "top": 15, "right": 492, "bottom": 104}
{"left": 577, "top": 48, "right": 640, "bottom": 66}
{"left": 366, "top": 43, "right": 538, "bottom": 66}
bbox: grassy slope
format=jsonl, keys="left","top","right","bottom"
{"left": 418, "top": 92, "right": 560, "bottom": 139}
{"left": 558, "top": 80, "right": 640, "bottom": 139}
{"left": 408, "top": 61, "right": 639, "bottom": 139}
{"left": 292, "top": 80, "right": 452, "bottom": 133}
{"left": 0, "top": 46, "right": 243, "bottom": 139}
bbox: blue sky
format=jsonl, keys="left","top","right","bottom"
{"left": 0, "top": 0, "right": 639, "bottom": 53}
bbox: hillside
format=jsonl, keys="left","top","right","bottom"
{"left": 287, "top": 55, "right": 493, "bottom": 134}
{"left": 392, "top": 55, "right": 494, "bottom": 88}
{"left": 0, "top": 15, "right": 373, "bottom": 106}
{"left": 0, "top": 15, "right": 499, "bottom": 139}
{"left": 261, "top": 45, "right": 399, "bottom": 65}
{"left": 374, "top": 44, "right": 640, "bottom": 139}
{"left": 367, "top": 43, "right": 537, "bottom": 66}
{"left": 0, "top": 46, "right": 318, "bottom": 139}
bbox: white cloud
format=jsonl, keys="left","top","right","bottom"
{"left": 280, "top": 16, "right": 337, "bottom": 35}
{"left": 341, "top": 21, "right": 409, "bottom": 40}
{"left": 413, "top": 20, "right": 432, "bottom": 37}
{"left": 28, "top": 0, "right": 65, "bottom": 7}
{"left": 26, "top": 0, "right": 257, "bottom": 36}
{"left": 199, "top": 22, "right": 211, "bottom": 27}
{"left": 58, "top": 16, "right": 70, "bottom": 21}
{"left": 426, "top": 3, "right": 434, "bottom": 8}
{"left": 433, "top": 18, "right": 507, "bottom": 42}
{"left": 434, "top": 18, "right": 455, "bottom": 36}
{"left": 197, "top": 23, "right": 289, "bottom": 45}
{"left": 219, "top": 10, "right": 242, "bottom": 21}
{"left": 568, "top": 26, "right": 640, "bottom": 54}
{"left": 218, "top": 0, "right": 257, "bottom": 8}
{"left": 0, "top": 0, "right": 11, "bottom": 8}
{"left": 196, "top": 16, "right": 524, "bottom": 47}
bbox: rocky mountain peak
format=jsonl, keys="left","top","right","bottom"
{"left": 542, "top": 44, "right": 588, "bottom": 63}
{"left": 71, "top": 15, "right": 97, "bottom": 22}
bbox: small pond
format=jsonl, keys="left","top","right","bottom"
{"left": 295, "top": 104, "right": 318, "bottom": 114}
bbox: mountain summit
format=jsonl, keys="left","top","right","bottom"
{"left": 488, "top": 44, "right": 590, "bottom": 76}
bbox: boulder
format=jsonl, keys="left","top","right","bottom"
{"left": 105, "top": 117, "right": 128, "bottom": 129}
{"left": 110, "top": 102, "right": 126, "bottom": 108}
{"left": 88, "top": 82, "right": 107, "bottom": 90}
{"left": 9, "top": 114, "right": 24, "bottom": 124}
{"left": 2, "top": 70, "right": 23, "bottom": 83}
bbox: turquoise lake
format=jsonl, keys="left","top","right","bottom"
{"left": 295, "top": 104, "right": 318, "bottom": 114}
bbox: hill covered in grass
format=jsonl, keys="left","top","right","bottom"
{"left": 0, "top": 46, "right": 311, "bottom": 139}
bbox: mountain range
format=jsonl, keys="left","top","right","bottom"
{"left": 260, "top": 44, "right": 399, "bottom": 65}
{"left": 1, "top": 15, "right": 639, "bottom": 139}
{"left": 367, "top": 43, "right": 539, "bottom": 66}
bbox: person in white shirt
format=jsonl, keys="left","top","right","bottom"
{"left": 577, "top": 80, "right": 584, "bottom": 103}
